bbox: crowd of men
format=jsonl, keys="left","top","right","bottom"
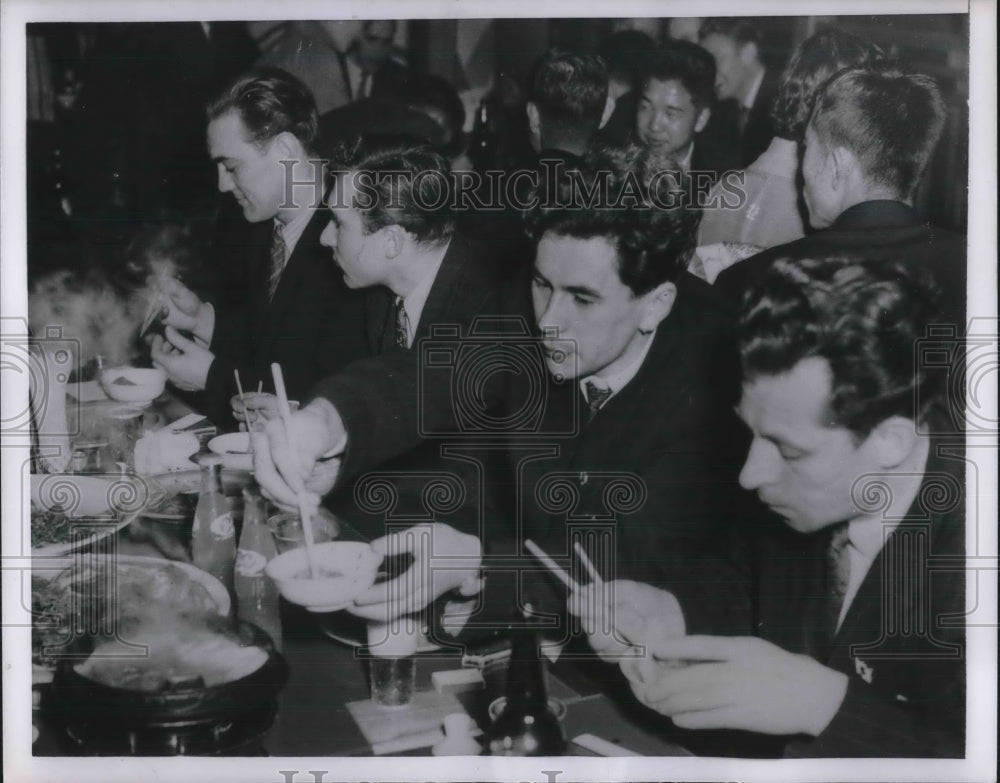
{"left": 139, "top": 19, "right": 965, "bottom": 759}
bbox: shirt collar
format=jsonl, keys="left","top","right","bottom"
{"left": 578, "top": 329, "right": 657, "bottom": 404}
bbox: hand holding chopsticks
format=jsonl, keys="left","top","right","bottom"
{"left": 271, "top": 363, "right": 319, "bottom": 579}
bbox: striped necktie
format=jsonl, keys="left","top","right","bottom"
{"left": 394, "top": 297, "right": 410, "bottom": 349}
{"left": 826, "top": 522, "right": 852, "bottom": 635}
{"left": 584, "top": 380, "right": 612, "bottom": 421}
{"left": 267, "top": 222, "right": 287, "bottom": 302}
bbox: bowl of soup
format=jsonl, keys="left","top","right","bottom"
{"left": 100, "top": 367, "right": 167, "bottom": 404}
{"left": 265, "top": 541, "right": 382, "bottom": 612}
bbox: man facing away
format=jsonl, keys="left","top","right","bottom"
{"left": 573, "top": 254, "right": 965, "bottom": 758}
{"left": 150, "top": 68, "right": 368, "bottom": 427}
{"left": 715, "top": 66, "right": 965, "bottom": 333}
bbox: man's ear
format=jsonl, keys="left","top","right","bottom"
{"left": 694, "top": 106, "right": 711, "bottom": 134}
{"left": 828, "top": 145, "right": 857, "bottom": 193}
{"left": 526, "top": 102, "right": 541, "bottom": 137}
{"left": 599, "top": 95, "right": 616, "bottom": 129}
{"left": 738, "top": 41, "right": 760, "bottom": 67}
{"left": 270, "top": 131, "right": 301, "bottom": 159}
{"left": 382, "top": 224, "right": 406, "bottom": 259}
{"left": 638, "top": 281, "right": 677, "bottom": 333}
{"left": 866, "top": 416, "right": 920, "bottom": 469}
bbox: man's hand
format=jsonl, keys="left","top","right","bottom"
{"left": 348, "top": 523, "right": 483, "bottom": 623}
{"left": 568, "top": 579, "right": 686, "bottom": 662}
{"left": 156, "top": 277, "right": 214, "bottom": 343}
{"left": 251, "top": 399, "right": 347, "bottom": 510}
{"left": 231, "top": 391, "right": 296, "bottom": 429}
{"left": 150, "top": 326, "right": 215, "bottom": 391}
{"left": 623, "top": 634, "right": 849, "bottom": 737}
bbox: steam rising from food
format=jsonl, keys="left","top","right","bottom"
{"left": 28, "top": 224, "right": 198, "bottom": 369}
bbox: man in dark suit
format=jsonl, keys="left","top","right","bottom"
{"left": 341, "top": 19, "right": 410, "bottom": 102}
{"left": 699, "top": 17, "right": 778, "bottom": 167}
{"left": 715, "top": 67, "right": 964, "bottom": 330}
{"left": 150, "top": 69, "right": 368, "bottom": 427}
{"left": 574, "top": 255, "right": 965, "bottom": 758}
{"left": 287, "top": 140, "right": 517, "bottom": 536}
{"left": 633, "top": 41, "right": 742, "bottom": 183}
{"left": 254, "top": 145, "right": 751, "bottom": 632}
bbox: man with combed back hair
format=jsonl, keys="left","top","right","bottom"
{"left": 150, "top": 68, "right": 368, "bottom": 427}
{"left": 573, "top": 254, "right": 965, "bottom": 758}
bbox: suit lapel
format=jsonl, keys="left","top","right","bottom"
{"left": 412, "top": 236, "right": 466, "bottom": 338}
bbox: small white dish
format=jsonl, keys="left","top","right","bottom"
{"left": 266, "top": 541, "right": 382, "bottom": 612}
{"left": 208, "top": 432, "right": 253, "bottom": 471}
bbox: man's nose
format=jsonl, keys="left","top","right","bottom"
{"left": 650, "top": 111, "right": 668, "bottom": 132}
{"left": 217, "top": 167, "right": 234, "bottom": 194}
{"left": 319, "top": 221, "right": 337, "bottom": 249}
{"left": 738, "top": 437, "right": 780, "bottom": 490}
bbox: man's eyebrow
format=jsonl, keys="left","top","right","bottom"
{"left": 564, "top": 285, "right": 602, "bottom": 299}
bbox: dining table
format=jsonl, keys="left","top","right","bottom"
{"left": 30, "top": 387, "right": 694, "bottom": 759}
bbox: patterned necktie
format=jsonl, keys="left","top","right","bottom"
{"left": 584, "top": 380, "right": 613, "bottom": 421}
{"left": 267, "top": 222, "right": 287, "bottom": 302}
{"left": 394, "top": 297, "right": 410, "bottom": 349}
{"left": 826, "top": 522, "right": 852, "bottom": 636}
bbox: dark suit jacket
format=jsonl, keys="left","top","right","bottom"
{"left": 659, "top": 443, "right": 965, "bottom": 757}
{"left": 200, "top": 208, "right": 369, "bottom": 427}
{"left": 309, "top": 234, "right": 529, "bottom": 536}
{"left": 470, "top": 272, "right": 754, "bottom": 628}
{"left": 715, "top": 200, "right": 967, "bottom": 330}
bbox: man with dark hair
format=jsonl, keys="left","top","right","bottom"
{"left": 525, "top": 50, "right": 614, "bottom": 161}
{"left": 699, "top": 17, "right": 778, "bottom": 166}
{"left": 696, "top": 29, "right": 884, "bottom": 272}
{"left": 575, "top": 254, "right": 964, "bottom": 757}
{"left": 342, "top": 19, "right": 410, "bottom": 102}
{"left": 255, "top": 144, "right": 749, "bottom": 630}
{"left": 150, "top": 68, "right": 367, "bottom": 426}
{"left": 715, "top": 66, "right": 964, "bottom": 330}
{"left": 635, "top": 41, "right": 740, "bottom": 179}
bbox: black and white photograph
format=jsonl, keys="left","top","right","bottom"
{"left": 2, "top": 1, "right": 995, "bottom": 781}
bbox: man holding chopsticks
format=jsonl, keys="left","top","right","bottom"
{"left": 150, "top": 68, "right": 368, "bottom": 426}
{"left": 571, "top": 255, "right": 965, "bottom": 757}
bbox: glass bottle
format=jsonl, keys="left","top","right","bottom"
{"left": 234, "top": 487, "right": 283, "bottom": 651}
{"left": 485, "top": 603, "right": 565, "bottom": 756}
{"left": 192, "top": 456, "right": 236, "bottom": 602}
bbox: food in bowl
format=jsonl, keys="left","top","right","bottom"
{"left": 100, "top": 366, "right": 167, "bottom": 403}
{"left": 75, "top": 628, "right": 268, "bottom": 691}
{"left": 266, "top": 541, "right": 382, "bottom": 611}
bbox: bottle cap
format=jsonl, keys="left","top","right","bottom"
{"left": 198, "top": 454, "right": 224, "bottom": 468}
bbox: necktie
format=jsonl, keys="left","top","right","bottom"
{"left": 584, "top": 380, "right": 613, "bottom": 421}
{"left": 394, "top": 297, "right": 410, "bottom": 349}
{"left": 738, "top": 104, "right": 751, "bottom": 135}
{"left": 267, "top": 222, "right": 287, "bottom": 302}
{"left": 826, "top": 522, "right": 852, "bottom": 635}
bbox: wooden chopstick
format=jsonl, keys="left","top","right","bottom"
{"left": 524, "top": 538, "right": 579, "bottom": 591}
{"left": 573, "top": 540, "right": 604, "bottom": 587}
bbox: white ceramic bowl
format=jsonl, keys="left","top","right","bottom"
{"left": 207, "top": 432, "right": 253, "bottom": 471}
{"left": 265, "top": 541, "right": 382, "bottom": 612}
{"left": 100, "top": 367, "right": 167, "bottom": 404}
